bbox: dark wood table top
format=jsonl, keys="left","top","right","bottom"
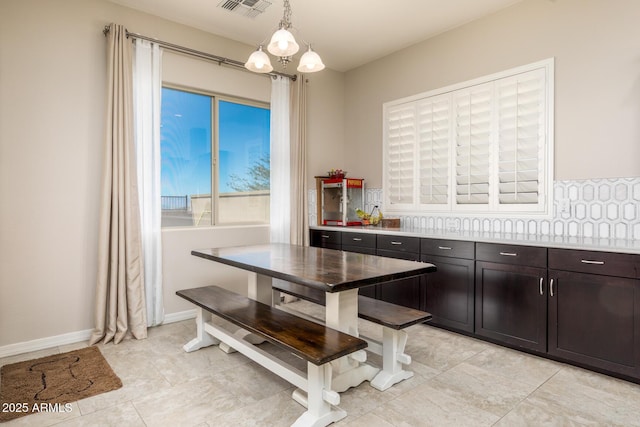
{"left": 192, "top": 243, "right": 436, "bottom": 293}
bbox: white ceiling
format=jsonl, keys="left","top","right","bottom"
{"left": 108, "top": 0, "right": 524, "bottom": 72}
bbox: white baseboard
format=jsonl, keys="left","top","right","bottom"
{"left": 0, "top": 328, "right": 93, "bottom": 359}
{"left": 0, "top": 310, "right": 198, "bottom": 359}
{"left": 162, "top": 309, "right": 197, "bottom": 324}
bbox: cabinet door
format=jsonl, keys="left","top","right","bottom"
{"left": 309, "top": 229, "right": 341, "bottom": 249}
{"left": 422, "top": 254, "right": 475, "bottom": 333}
{"left": 548, "top": 269, "right": 640, "bottom": 378}
{"left": 376, "top": 249, "right": 423, "bottom": 310}
{"left": 342, "top": 236, "right": 377, "bottom": 299}
{"left": 475, "top": 261, "right": 547, "bottom": 352}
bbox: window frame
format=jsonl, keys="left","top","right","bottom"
{"left": 161, "top": 84, "right": 271, "bottom": 227}
{"left": 382, "top": 58, "right": 554, "bottom": 219}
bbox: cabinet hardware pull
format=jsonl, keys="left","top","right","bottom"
{"left": 352, "top": 238, "right": 362, "bottom": 241}
{"left": 499, "top": 252, "right": 517, "bottom": 257}
{"left": 539, "top": 277, "right": 544, "bottom": 296}
{"left": 581, "top": 259, "right": 605, "bottom": 265}
{"left": 438, "top": 246, "right": 452, "bottom": 250}
{"left": 550, "top": 279, "right": 554, "bottom": 297}
{"left": 390, "top": 241, "right": 403, "bottom": 245}
{"left": 321, "top": 235, "right": 330, "bottom": 239}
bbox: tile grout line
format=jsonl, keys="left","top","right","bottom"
{"left": 489, "top": 365, "right": 565, "bottom": 426}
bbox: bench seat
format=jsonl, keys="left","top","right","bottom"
{"left": 272, "top": 280, "right": 432, "bottom": 391}
{"left": 272, "top": 280, "right": 432, "bottom": 329}
{"left": 178, "top": 285, "right": 366, "bottom": 365}
{"left": 177, "top": 285, "right": 367, "bottom": 427}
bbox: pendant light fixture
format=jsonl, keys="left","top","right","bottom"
{"left": 245, "top": 0, "right": 325, "bottom": 74}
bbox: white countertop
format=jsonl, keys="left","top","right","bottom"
{"left": 310, "top": 225, "right": 640, "bottom": 255}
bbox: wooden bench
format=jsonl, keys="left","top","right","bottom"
{"left": 272, "top": 280, "right": 432, "bottom": 391}
{"left": 177, "top": 285, "right": 367, "bottom": 427}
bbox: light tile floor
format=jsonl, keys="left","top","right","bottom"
{"left": 2, "top": 300, "right": 640, "bottom": 426}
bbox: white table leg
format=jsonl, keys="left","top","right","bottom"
{"left": 248, "top": 272, "right": 274, "bottom": 304}
{"left": 219, "top": 272, "right": 274, "bottom": 353}
{"left": 217, "top": 272, "right": 273, "bottom": 353}
{"left": 325, "top": 290, "right": 379, "bottom": 392}
{"left": 183, "top": 308, "right": 220, "bottom": 352}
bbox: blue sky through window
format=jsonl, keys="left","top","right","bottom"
{"left": 219, "top": 100, "right": 270, "bottom": 193}
{"left": 160, "top": 88, "right": 270, "bottom": 197}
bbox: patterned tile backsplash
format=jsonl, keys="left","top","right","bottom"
{"left": 309, "top": 177, "right": 640, "bottom": 241}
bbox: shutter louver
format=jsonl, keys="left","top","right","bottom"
{"left": 417, "top": 95, "right": 450, "bottom": 205}
{"left": 454, "top": 84, "right": 492, "bottom": 205}
{"left": 497, "top": 69, "right": 545, "bottom": 205}
{"left": 386, "top": 104, "right": 416, "bottom": 205}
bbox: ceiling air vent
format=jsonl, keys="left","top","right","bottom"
{"left": 218, "top": 0, "right": 271, "bottom": 18}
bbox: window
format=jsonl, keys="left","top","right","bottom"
{"left": 160, "top": 87, "right": 270, "bottom": 227}
{"left": 383, "top": 58, "right": 554, "bottom": 217}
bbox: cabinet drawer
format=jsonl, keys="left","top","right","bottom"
{"left": 549, "top": 248, "right": 640, "bottom": 279}
{"left": 342, "top": 245, "right": 376, "bottom": 255}
{"left": 476, "top": 242, "right": 547, "bottom": 268}
{"left": 342, "top": 232, "right": 376, "bottom": 249}
{"left": 310, "top": 229, "right": 341, "bottom": 248}
{"left": 421, "top": 238, "right": 474, "bottom": 259}
{"left": 377, "top": 235, "right": 420, "bottom": 254}
{"left": 376, "top": 249, "right": 420, "bottom": 261}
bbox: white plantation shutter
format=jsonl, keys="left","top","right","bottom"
{"left": 453, "top": 84, "right": 492, "bottom": 205}
{"left": 383, "top": 59, "right": 553, "bottom": 217}
{"left": 385, "top": 103, "right": 416, "bottom": 205}
{"left": 497, "top": 69, "right": 546, "bottom": 206}
{"left": 417, "top": 95, "right": 450, "bottom": 205}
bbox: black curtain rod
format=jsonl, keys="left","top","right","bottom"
{"left": 102, "top": 25, "right": 296, "bottom": 81}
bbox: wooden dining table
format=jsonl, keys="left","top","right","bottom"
{"left": 189, "top": 242, "right": 437, "bottom": 391}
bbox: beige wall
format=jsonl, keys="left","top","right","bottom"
{"left": 0, "top": 0, "right": 342, "bottom": 349}
{"left": 304, "top": 69, "right": 346, "bottom": 187}
{"left": 344, "top": 0, "right": 640, "bottom": 188}
{"left": 161, "top": 226, "right": 270, "bottom": 315}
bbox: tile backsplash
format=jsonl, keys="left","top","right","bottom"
{"left": 309, "top": 177, "right": 640, "bottom": 241}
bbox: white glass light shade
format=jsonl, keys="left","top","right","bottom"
{"left": 267, "top": 28, "right": 299, "bottom": 57}
{"left": 297, "top": 47, "right": 325, "bottom": 73}
{"left": 245, "top": 46, "right": 273, "bottom": 73}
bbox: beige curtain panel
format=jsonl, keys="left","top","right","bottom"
{"left": 90, "top": 23, "right": 147, "bottom": 345}
{"left": 289, "top": 77, "right": 308, "bottom": 246}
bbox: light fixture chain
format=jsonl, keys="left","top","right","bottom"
{"left": 280, "top": 0, "right": 292, "bottom": 29}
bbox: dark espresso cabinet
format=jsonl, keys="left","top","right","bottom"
{"left": 309, "top": 227, "right": 640, "bottom": 383}
{"left": 376, "top": 235, "right": 423, "bottom": 310}
{"left": 421, "top": 239, "right": 475, "bottom": 333}
{"left": 548, "top": 249, "right": 640, "bottom": 379}
{"left": 341, "top": 232, "right": 377, "bottom": 298}
{"left": 475, "top": 243, "right": 547, "bottom": 352}
{"left": 309, "top": 229, "right": 341, "bottom": 249}
{"left": 309, "top": 230, "right": 423, "bottom": 307}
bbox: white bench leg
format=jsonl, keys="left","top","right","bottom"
{"left": 183, "top": 308, "right": 220, "bottom": 352}
{"left": 182, "top": 307, "right": 263, "bottom": 354}
{"left": 370, "top": 328, "right": 413, "bottom": 391}
{"left": 292, "top": 362, "right": 346, "bottom": 427}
